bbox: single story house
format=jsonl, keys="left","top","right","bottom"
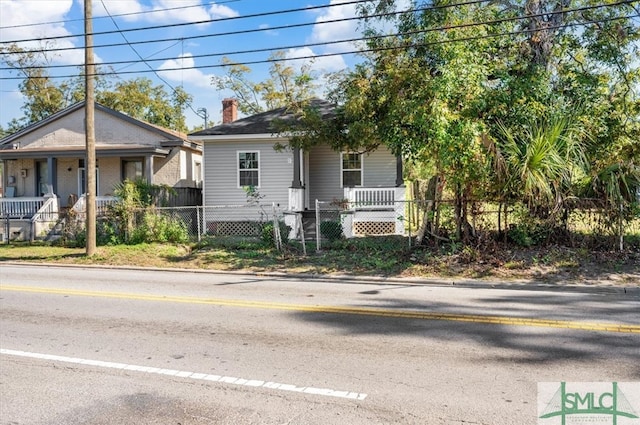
{"left": 189, "top": 98, "right": 406, "bottom": 238}
{"left": 0, "top": 101, "right": 202, "bottom": 240}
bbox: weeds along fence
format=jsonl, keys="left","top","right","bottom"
{"left": 5, "top": 199, "right": 638, "bottom": 252}
{"left": 127, "top": 203, "right": 293, "bottom": 245}
{"left": 306, "top": 199, "right": 639, "bottom": 251}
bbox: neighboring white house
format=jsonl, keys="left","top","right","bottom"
{"left": 189, "top": 98, "right": 406, "bottom": 237}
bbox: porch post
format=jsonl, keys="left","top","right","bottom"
{"left": 288, "top": 147, "right": 305, "bottom": 212}
{"left": 1, "top": 159, "right": 6, "bottom": 195}
{"left": 395, "top": 155, "right": 404, "bottom": 187}
{"left": 145, "top": 155, "right": 154, "bottom": 184}
{"left": 47, "top": 156, "right": 57, "bottom": 194}
{"left": 291, "top": 147, "right": 302, "bottom": 188}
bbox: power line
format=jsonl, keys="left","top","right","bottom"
{"left": 0, "top": 0, "right": 436, "bottom": 55}
{"left": 0, "top": 0, "right": 242, "bottom": 30}
{"left": 98, "top": 0, "right": 205, "bottom": 121}
{"left": 0, "top": 0, "right": 376, "bottom": 45}
{"left": 0, "top": 12, "right": 633, "bottom": 81}
{"left": 3, "top": 0, "right": 634, "bottom": 59}
{"left": 100, "top": 0, "right": 208, "bottom": 121}
{"left": 0, "top": 1, "right": 632, "bottom": 74}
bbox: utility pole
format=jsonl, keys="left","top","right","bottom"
{"left": 85, "top": 0, "right": 96, "bottom": 256}
{"left": 197, "top": 107, "right": 209, "bottom": 129}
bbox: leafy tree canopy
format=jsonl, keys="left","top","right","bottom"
{"left": 287, "top": 0, "right": 639, "bottom": 236}
{"left": 212, "top": 51, "right": 317, "bottom": 116}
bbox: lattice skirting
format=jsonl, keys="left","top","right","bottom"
{"left": 353, "top": 221, "right": 395, "bottom": 235}
{"left": 207, "top": 221, "right": 262, "bottom": 236}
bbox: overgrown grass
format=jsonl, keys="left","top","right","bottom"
{"left": 0, "top": 235, "right": 638, "bottom": 284}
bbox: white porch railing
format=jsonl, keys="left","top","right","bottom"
{"left": 344, "top": 187, "right": 405, "bottom": 209}
{"left": 342, "top": 187, "right": 406, "bottom": 236}
{"left": 31, "top": 195, "right": 60, "bottom": 241}
{"left": 0, "top": 197, "right": 46, "bottom": 219}
{"left": 73, "top": 195, "right": 119, "bottom": 215}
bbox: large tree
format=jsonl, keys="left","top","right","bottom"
{"left": 96, "top": 78, "right": 192, "bottom": 132}
{"left": 213, "top": 51, "right": 317, "bottom": 116}
{"left": 1, "top": 43, "right": 67, "bottom": 126}
{"left": 1, "top": 44, "right": 192, "bottom": 133}
{"left": 290, "top": 0, "right": 639, "bottom": 240}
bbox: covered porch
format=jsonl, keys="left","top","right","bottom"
{"left": 0, "top": 146, "right": 169, "bottom": 209}
{"left": 286, "top": 145, "right": 406, "bottom": 237}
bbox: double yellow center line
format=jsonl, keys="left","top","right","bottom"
{"left": 2, "top": 284, "right": 639, "bottom": 334}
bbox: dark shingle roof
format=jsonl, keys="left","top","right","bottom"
{"left": 189, "top": 98, "right": 335, "bottom": 137}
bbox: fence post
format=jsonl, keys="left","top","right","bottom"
{"left": 619, "top": 203, "right": 624, "bottom": 252}
{"left": 315, "top": 199, "right": 321, "bottom": 252}
{"left": 196, "top": 206, "right": 202, "bottom": 243}
{"left": 408, "top": 200, "right": 412, "bottom": 248}
{"left": 298, "top": 213, "right": 306, "bottom": 256}
{"left": 273, "top": 203, "right": 282, "bottom": 251}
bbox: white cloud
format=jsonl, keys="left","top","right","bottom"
{"left": 93, "top": 0, "right": 238, "bottom": 24}
{"left": 259, "top": 24, "right": 278, "bottom": 36}
{"left": 0, "top": 1, "right": 74, "bottom": 45}
{"left": 208, "top": 2, "right": 239, "bottom": 19}
{"left": 309, "top": 0, "right": 360, "bottom": 53}
{"left": 157, "top": 53, "right": 215, "bottom": 89}
{"left": 0, "top": 0, "right": 87, "bottom": 66}
{"left": 93, "top": 0, "right": 145, "bottom": 20}
{"left": 285, "top": 47, "right": 347, "bottom": 73}
{"left": 287, "top": 2, "right": 357, "bottom": 74}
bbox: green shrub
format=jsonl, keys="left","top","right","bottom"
{"left": 129, "top": 212, "right": 189, "bottom": 244}
{"left": 320, "top": 220, "right": 343, "bottom": 241}
{"left": 261, "top": 221, "right": 291, "bottom": 247}
{"left": 507, "top": 222, "right": 550, "bottom": 247}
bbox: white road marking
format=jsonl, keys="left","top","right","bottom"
{"left": 0, "top": 348, "right": 367, "bottom": 400}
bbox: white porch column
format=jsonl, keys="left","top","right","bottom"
{"left": 288, "top": 146, "right": 304, "bottom": 212}
{"left": 288, "top": 188, "right": 304, "bottom": 212}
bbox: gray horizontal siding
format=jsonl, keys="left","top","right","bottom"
{"left": 308, "top": 144, "right": 398, "bottom": 203}
{"left": 362, "top": 146, "right": 397, "bottom": 187}
{"left": 203, "top": 139, "right": 292, "bottom": 208}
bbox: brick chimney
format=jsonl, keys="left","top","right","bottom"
{"left": 222, "top": 98, "right": 238, "bottom": 124}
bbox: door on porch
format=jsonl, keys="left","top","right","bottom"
{"left": 78, "top": 159, "right": 100, "bottom": 196}
{"left": 36, "top": 160, "right": 48, "bottom": 196}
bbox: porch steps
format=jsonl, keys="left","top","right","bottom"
{"left": 301, "top": 211, "right": 317, "bottom": 240}
{"left": 43, "top": 217, "right": 67, "bottom": 242}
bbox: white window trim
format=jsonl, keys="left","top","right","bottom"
{"left": 237, "top": 150, "right": 260, "bottom": 188}
{"left": 340, "top": 152, "right": 363, "bottom": 188}
{"left": 194, "top": 160, "right": 202, "bottom": 186}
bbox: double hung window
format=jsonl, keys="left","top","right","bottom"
{"left": 341, "top": 152, "right": 362, "bottom": 187}
{"left": 238, "top": 151, "right": 259, "bottom": 187}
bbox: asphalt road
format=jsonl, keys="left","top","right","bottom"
{"left": 1, "top": 264, "right": 639, "bottom": 424}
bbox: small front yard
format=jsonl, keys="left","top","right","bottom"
{"left": 1, "top": 237, "right": 638, "bottom": 286}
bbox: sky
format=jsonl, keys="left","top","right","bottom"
{"left": 0, "top": 0, "right": 376, "bottom": 131}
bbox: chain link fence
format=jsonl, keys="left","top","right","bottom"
{"left": 3, "top": 199, "right": 639, "bottom": 252}
{"left": 127, "top": 204, "right": 294, "bottom": 245}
